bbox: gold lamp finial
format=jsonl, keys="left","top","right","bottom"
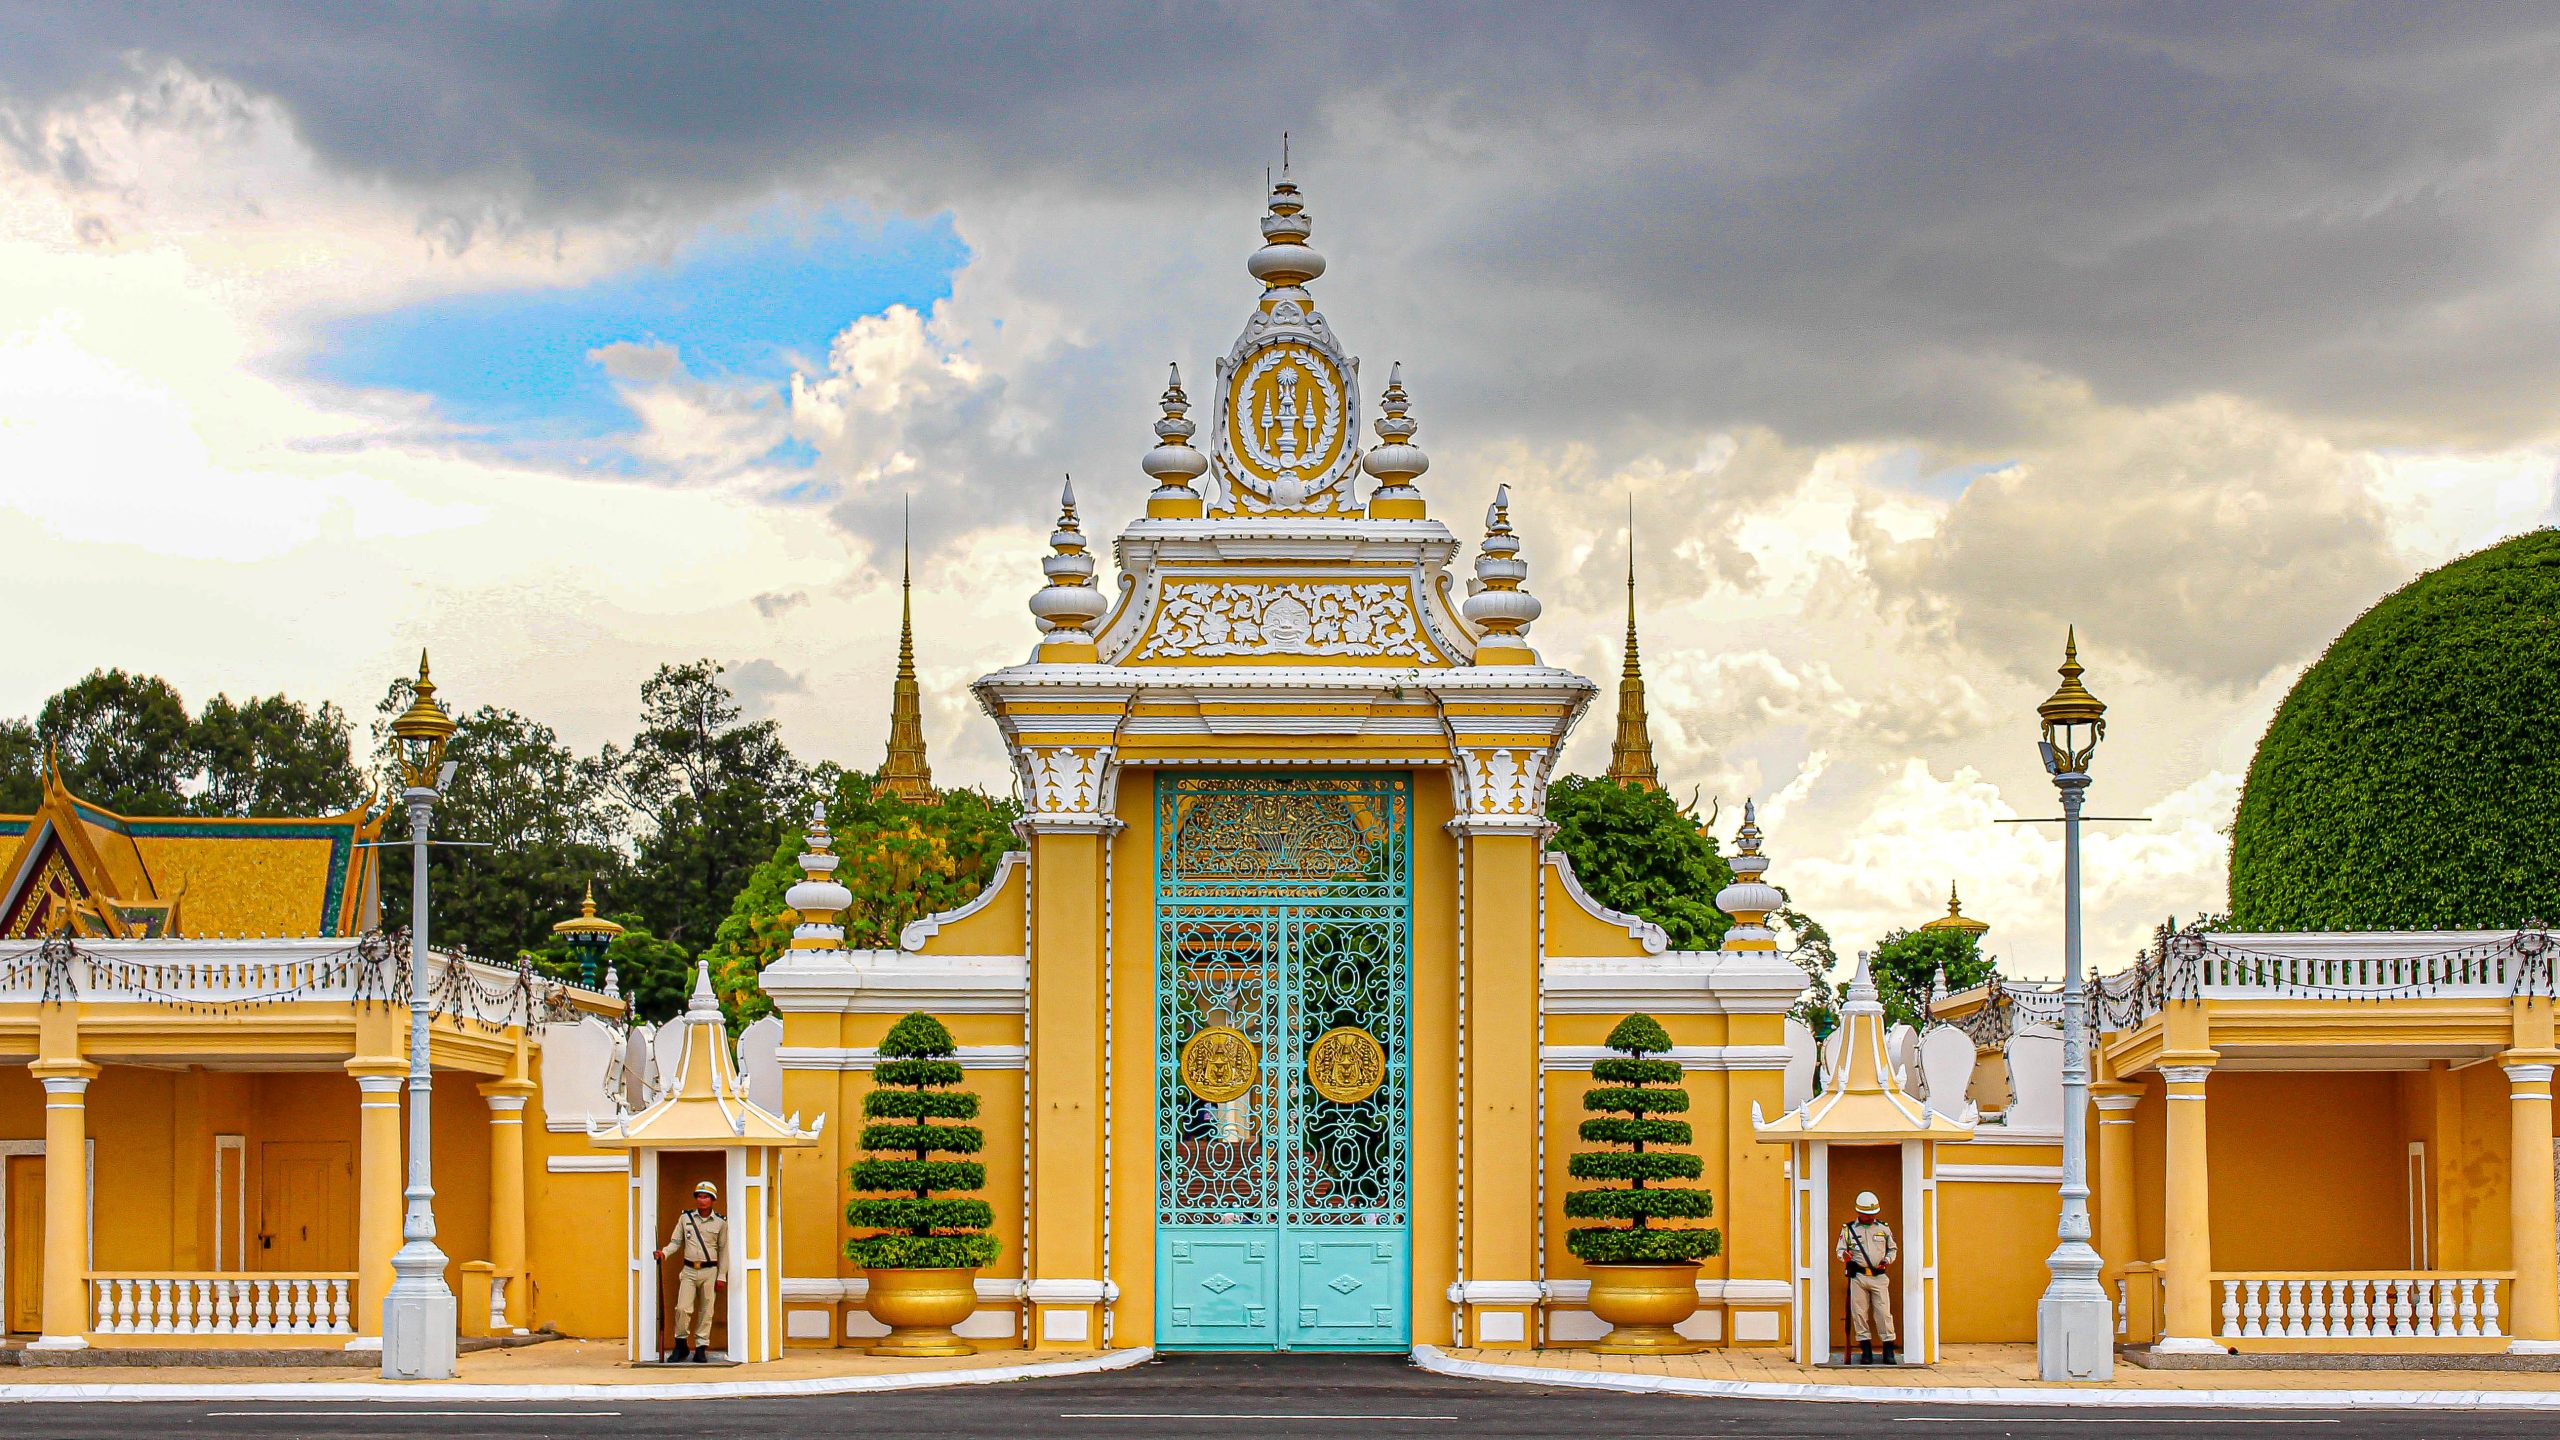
{"left": 388, "top": 649, "right": 458, "bottom": 789}
{"left": 2036, "top": 626, "right": 2106, "bottom": 774}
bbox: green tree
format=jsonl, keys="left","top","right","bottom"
{"left": 371, "top": 678, "right": 626, "bottom": 961}
{"left": 0, "top": 719, "right": 40, "bottom": 813}
{"left": 2230, "top": 530, "right": 2560, "bottom": 929}
{"left": 845, "top": 1012, "right": 1001, "bottom": 1271}
{"left": 1544, "top": 776, "right": 1735, "bottom": 950}
{"left": 603, "top": 661, "right": 807, "bottom": 946}
{"left": 1865, "top": 925, "right": 1996, "bottom": 1032}
{"left": 1778, "top": 906, "right": 1844, "bottom": 1040}
{"left": 1565, "top": 1014, "right": 1720, "bottom": 1266}
{"left": 190, "top": 693, "right": 365, "bottom": 817}
{"left": 702, "top": 769, "right": 1022, "bottom": 1022}
{"left": 38, "top": 669, "right": 194, "bottom": 815}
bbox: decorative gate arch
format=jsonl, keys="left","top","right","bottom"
{"left": 1154, "top": 772, "right": 1412, "bottom": 1350}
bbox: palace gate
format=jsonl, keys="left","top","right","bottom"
{"left": 1154, "top": 773, "right": 1413, "bottom": 1350}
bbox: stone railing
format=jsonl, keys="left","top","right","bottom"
{"left": 88, "top": 1272, "right": 357, "bottom": 1336}
{"left": 2213, "top": 1271, "right": 2509, "bottom": 1343}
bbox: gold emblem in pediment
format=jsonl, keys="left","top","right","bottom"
{"left": 1225, "top": 341, "right": 1349, "bottom": 502}
{"left": 1306, "top": 1026, "right": 1386, "bottom": 1105}
{"left": 1180, "top": 1025, "right": 1260, "bottom": 1103}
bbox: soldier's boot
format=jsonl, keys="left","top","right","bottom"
{"left": 692, "top": 1343, "right": 713, "bottom": 1363}
{"left": 667, "top": 1339, "right": 689, "bottom": 1363}
{"left": 1856, "top": 1341, "right": 1874, "bottom": 1365}
{"left": 1882, "top": 1343, "right": 1899, "bottom": 1366}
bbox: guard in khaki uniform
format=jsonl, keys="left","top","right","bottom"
{"left": 1836, "top": 1190, "right": 1899, "bottom": 1364}
{"left": 653, "top": 1180, "right": 728, "bottom": 1362}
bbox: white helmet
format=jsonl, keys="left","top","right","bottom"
{"left": 1854, "top": 1190, "right": 1881, "bottom": 1215}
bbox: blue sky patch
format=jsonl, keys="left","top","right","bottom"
{"left": 309, "top": 202, "right": 968, "bottom": 465}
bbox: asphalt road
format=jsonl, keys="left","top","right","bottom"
{"left": 0, "top": 1354, "right": 2547, "bottom": 1440}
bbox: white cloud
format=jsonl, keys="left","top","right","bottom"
{"left": 4, "top": 51, "right": 2556, "bottom": 990}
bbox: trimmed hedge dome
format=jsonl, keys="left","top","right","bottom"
{"left": 2228, "top": 529, "right": 2560, "bottom": 930}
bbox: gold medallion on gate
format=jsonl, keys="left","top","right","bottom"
{"left": 1180, "top": 1026, "right": 1259, "bottom": 1103}
{"left": 1306, "top": 1026, "right": 1386, "bottom": 1104}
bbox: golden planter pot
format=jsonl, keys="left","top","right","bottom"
{"left": 1585, "top": 1261, "right": 1706, "bottom": 1355}
{"left": 863, "top": 1266, "right": 979, "bottom": 1357}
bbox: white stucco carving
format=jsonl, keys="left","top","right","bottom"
{"left": 1014, "top": 744, "right": 1119, "bottom": 827}
{"left": 1135, "top": 581, "right": 1426, "bottom": 660}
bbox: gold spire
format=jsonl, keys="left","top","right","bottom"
{"left": 1920, "top": 881, "right": 1989, "bottom": 938}
{"left": 877, "top": 499, "right": 936, "bottom": 803}
{"left": 1606, "top": 498, "right": 1661, "bottom": 791}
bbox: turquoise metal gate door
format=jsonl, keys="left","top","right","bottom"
{"left": 1155, "top": 773, "right": 1412, "bottom": 1351}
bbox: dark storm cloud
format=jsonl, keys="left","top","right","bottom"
{"left": 10, "top": 1, "right": 2560, "bottom": 447}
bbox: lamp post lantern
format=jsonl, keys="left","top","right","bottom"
{"left": 552, "top": 882, "right": 624, "bottom": 990}
{"left": 383, "top": 651, "right": 460, "bottom": 1380}
{"left": 2035, "top": 628, "right": 2113, "bottom": 1380}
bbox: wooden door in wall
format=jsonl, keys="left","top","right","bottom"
{"left": 5, "top": 1155, "right": 42, "bottom": 1334}
{"left": 259, "top": 1141, "right": 353, "bottom": 1272}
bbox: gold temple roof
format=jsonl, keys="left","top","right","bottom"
{"left": 0, "top": 765, "right": 383, "bottom": 940}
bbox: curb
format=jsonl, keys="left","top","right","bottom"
{"left": 1409, "top": 1344, "right": 2560, "bottom": 1411}
{"left": 0, "top": 1346, "right": 1153, "bottom": 1405}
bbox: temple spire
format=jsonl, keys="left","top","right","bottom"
{"left": 878, "top": 498, "right": 935, "bottom": 803}
{"left": 1606, "top": 498, "right": 1661, "bottom": 791}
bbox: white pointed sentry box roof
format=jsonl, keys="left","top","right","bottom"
{"left": 1753, "top": 952, "right": 1974, "bottom": 1144}
{"left": 587, "top": 960, "right": 822, "bottom": 1149}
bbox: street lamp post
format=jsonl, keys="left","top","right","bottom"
{"left": 383, "top": 651, "right": 460, "bottom": 1380}
{"left": 2035, "top": 628, "right": 2113, "bottom": 1382}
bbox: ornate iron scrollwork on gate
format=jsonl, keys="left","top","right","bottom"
{"left": 1157, "top": 774, "right": 1411, "bottom": 1232}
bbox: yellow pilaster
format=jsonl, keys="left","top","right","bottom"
{"left": 1456, "top": 828, "right": 1540, "bottom": 1348}
{"left": 2156, "top": 1054, "right": 2216, "bottom": 1350}
{"left": 2091, "top": 1081, "right": 2142, "bottom": 1291}
{"left": 1026, "top": 823, "right": 1109, "bottom": 1348}
{"left": 348, "top": 1001, "right": 407, "bottom": 1340}
{"left": 2503, "top": 985, "right": 2558, "bottom": 1350}
{"left": 479, "top": 1076, "right": 536, "bottom": 1332}
{"left": 29, "top": 993, "right": 93, "bottom": 1348}
{"left": 1722, "top": 1017, "right": 1791, "bottom": 1344}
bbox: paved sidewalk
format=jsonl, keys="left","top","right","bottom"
{"left": 0, "top": 1338, "right": 1149, "bottom": 1402}
{"left": 1417, "top": 1343, "right": 2560, "bottom": 1409}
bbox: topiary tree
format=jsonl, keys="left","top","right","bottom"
{"left": 2229, "top": 530, "right": 2560, "bottom": 930}
{"left": 845, "top": 1012, "right": 1000, "bottom": 1271}
{"left": 1566, "top": 1014, "right": 1720, "bottom": 1266}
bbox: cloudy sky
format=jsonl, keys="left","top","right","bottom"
{"left": 5, "top": 4, "right": 2556, "bottom": 976}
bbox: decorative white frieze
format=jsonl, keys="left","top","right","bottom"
{"left": 1448, "top": 745, "right": 1553, "bottom": 831}
{"left": 1013, "top": 744, "right": 1120, "bottom": 830}
{"left": 1133, "top": 580, "right": 1428, "bottom": 660}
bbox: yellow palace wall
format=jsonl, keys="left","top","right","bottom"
{"left": 2103, "top": 1063, "right": 2523, "bottom": 1280}
{"left": 775, "top": 844, "right": 1029, "bottom": 1348}
{"left": 0, "top": 1062, "right": 521, "bottom": 1320}
{"left": 1934, "top": 1143, "right": 2063, "bottom": 1343}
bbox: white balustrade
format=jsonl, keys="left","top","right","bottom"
{"left": 88, "top": 1273, "right": 355, "bottom": 1337}
{"left": 2214, "top": 1273, "right": 2506, "bottom": 1343}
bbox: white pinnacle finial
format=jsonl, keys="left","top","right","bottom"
{"left": 1845, "top": 950, "right": 1881, "bottom": 1009}
{"left": 1144, "top": 361, "right": 1208, "bottom": 511}
{"left": 1717, "top": 798, "right": 1782, "bottom": 952}
{"left": 1030, "top": 476, "right": 1104, "bottom": 653}
{"left": 1462, "top": 485, "right": 1541, "bottom": 658}
{"left": 1362, "top": 362, "right": 1428, "bottom": 511}
{"left": 1250, "top": 142, "right": 1323, "bottom": 291}
{"left": 686, "top": 958, "right": 718, "bottom": 1020}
